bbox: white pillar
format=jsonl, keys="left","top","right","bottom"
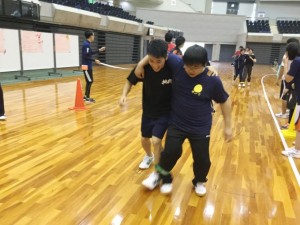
{"left": 212, "top": 44, "right": 220, "bottom": 62}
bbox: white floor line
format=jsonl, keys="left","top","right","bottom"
{"left": 261, "top": 74, "right": 300, "bottom": 186}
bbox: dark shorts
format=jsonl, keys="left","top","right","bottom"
{"left": 280, "top": 80, "right": 288, "bottom": 101}
{"left": 141, "top": 114, "right": 169, "bottom": 139}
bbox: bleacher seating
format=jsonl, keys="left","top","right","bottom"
{"left": 277, "top": 20, "right": 300, "bottom": 34}
{"left": 246, "top": 19, "right": 271, "bottom": 33}
{"left": 40, "top": 0, "right": 144, "bottom": 23}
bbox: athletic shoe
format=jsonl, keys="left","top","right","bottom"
{"left": 142, "top": 172, "right": 160, "bottom": 190}
{"left": 88, "top": 98, "right": 96, "bottom": 103}
{"left": 238, "top": 83, "right": 242, "bottom": 87}
{"left": 280, "top": 123, "right": 289, "bottom": 129}
{"left": 275, "top": 112, "right": 289, "bottom": 119}
{"left": 281, "top": 147, "right": 300, "bottom": 158}
{"left": 139, "top": 154, "right": 154, "bottom": 169}
{"left": 242, "top": 83, "right": 246, "bottom": 87}
{"left": 83, "top": 96, "right": 88, "bottom": 101}
{"left": 0, "top": 115, "right": 7, "bottom": 120}
{"left": 195, "top": 182, "right": 206, "bottom": 196}
{"left": 160, "top": 183, "right": 172, "bottom": 194}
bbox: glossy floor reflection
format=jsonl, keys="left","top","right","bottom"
{"left": 0, "top": 63, "right": 299, "bottom": 225}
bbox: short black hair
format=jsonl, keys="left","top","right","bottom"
{"left": 147, "top": 39, "right": 168, "bottom": 58}
{"left": 287, "top": 38, "right": 299, "bottom": 44}
{"left": 85, "top": 30, "right": 94, "bottom": 39}
{"left": 183, "top": 45, "right": 208, "bottom": 66}
{"left": 286, "top": 42, "right": 300, "bottom": 60}
{"left": 165, "top": 32, "right": 173, "bottom": 42}
{"left": 175, "top": 36, "right": 185, "bottom": 47}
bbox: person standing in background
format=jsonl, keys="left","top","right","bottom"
{"left": 0, "top": 83, "right": 6, "bottom": 120}
{"left": 233, "top": 48, "right": 246, "bottom": 87}
{"left": 243, "top": 48, "right": 256, "bottom": 86}
{"left": 81, "top": 30, "right": 105, "bottom": 103}
{"left": 275, "top": 38, "right": 300, "bottom": 119}
{"left": 281, "top": 42, "right": 300, "bottom": 158}
{"left": 170, "top": 36, "right": 186, "bottom": 57}
{"left": 165, "top": 31, "right": 175, "bottom": 53}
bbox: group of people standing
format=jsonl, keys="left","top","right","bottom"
{"left": 232, "top": 46, "right": 257, "bottom": 87}
{"left": 275, "top": 38, "right": 300, "bottom": 158}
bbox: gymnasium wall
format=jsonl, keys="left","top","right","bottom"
{"left": 136, "top": 8, "right": 245, "bottom": 44}
{"left": 257, "top": 2, "right": 300, "bottom": 19}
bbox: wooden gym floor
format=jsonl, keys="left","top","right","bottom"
{"left": 0, "top": 62, "right": 299, "bottom": 225}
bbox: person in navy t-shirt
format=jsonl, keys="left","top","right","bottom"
{"left": 282, "top": 42, "right": 300, "bottom": 159}
{"left": 81, "top": 30, "right": 105, "bottom": 103}
{"left": 137, "top": 45, "right": 232, "bottom": 196}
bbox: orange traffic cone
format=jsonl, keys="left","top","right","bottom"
{"left": 69, "top": 78, "right": 87, "bottom": 110}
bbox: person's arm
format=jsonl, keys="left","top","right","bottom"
{"left": 285, "top": 59, "right": 300, "bottom": 83}
{"left": 135, "top": 55, "right": 149, "bottom": 78}
{"left": 219, "top": 99, "right": 232, "bottom": 142}
{"left": 119, "top": 80, "right": 133, "bottom": 106}
{"left": 83, "top": 45, "right": 101, "bottom": 64}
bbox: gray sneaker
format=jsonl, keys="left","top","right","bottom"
{"left": 282, "top": 148, "right": 300, "bottom": 158}
{"left": 139, "top": 154, "right": 154, "bottom": 169}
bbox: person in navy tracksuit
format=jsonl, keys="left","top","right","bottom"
{"left": 81, "top": 30, "right": 105, "bottom": 103}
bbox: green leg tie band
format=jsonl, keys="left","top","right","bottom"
{"left": 155, "top": 164, "right": 170, "bottom": 176}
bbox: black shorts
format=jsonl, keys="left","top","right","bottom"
{"left": 141, "top": 115, "right": 169, "bottom": 139}
{"left": 279, "top": 80, "right": 288, "bottom": 101}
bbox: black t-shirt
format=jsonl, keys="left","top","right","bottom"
{"left": 245, "top": 54, "right": 256, "bottom": 67}
{"left": 127, "top": 65, "right": 172, "bottom": 118}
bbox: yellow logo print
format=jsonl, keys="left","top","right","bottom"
{"left": 192, "top": 84, "right": 202, "bottom": 96}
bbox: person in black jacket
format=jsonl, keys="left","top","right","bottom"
{"left": 243, "top": 48, "right": 256, "bottom": 86}
{"left": 81, "top": 30, "right": 105, "bottom": 103}
{"left": 0, "top": 83, "right": 6, "bottom": 121}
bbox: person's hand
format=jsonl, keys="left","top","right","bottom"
{"left": 99, "top": 47, "right": 106, "bottom": 52}
{"left": 224, "top": 126, "right": 233, "bottom": 142}
{"left": 206, "top": 66, "right": 218, "bottom": 76}
{"left": 119, "top": 96, "right": 127, "bottom": 106}
{"left": 134, "top": 64, "right": 145, "bottom": 78}
{"left": 95, "top": 59, "right": 101, "bottom": 65}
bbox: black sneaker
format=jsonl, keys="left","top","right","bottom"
{"left": 83, "top": 96, "right": 88, "bottom": 101}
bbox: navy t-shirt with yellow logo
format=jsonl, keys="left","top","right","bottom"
{"left": 166, "top": 54, "right": 229, "bottom": 135}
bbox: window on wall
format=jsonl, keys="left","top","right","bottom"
{"left": 227, "top": 2, "right": 239, "bottom": 15}
{"left": 4, "top": 0, "right": 21, "bottom": 17}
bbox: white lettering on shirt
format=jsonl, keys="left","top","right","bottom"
{"left": 161, "top": 79, "right": 172, "bottom": 85}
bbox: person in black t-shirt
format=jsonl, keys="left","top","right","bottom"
{"left": 243, "top": 48, "right": 256, "bottom": 85}
{"left": 120, "top": 39, "right": 172, "bottom": 173}
{"left": 233, "top": 48, "right": 247, "bottom": 87}
{"left": 170, "top": 36, "right": 185, "bottom": 57}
